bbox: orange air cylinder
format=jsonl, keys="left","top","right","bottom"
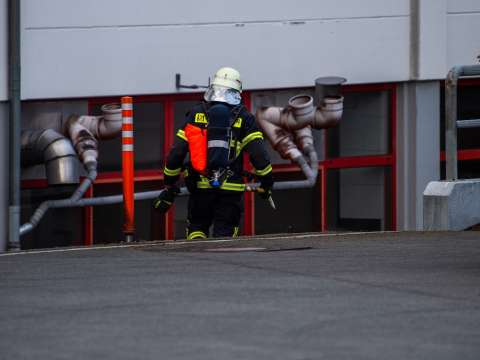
{"left": 185, "top": 123, "right": 207, "bottom": 173}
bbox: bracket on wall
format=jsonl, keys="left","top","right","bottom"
{"left": 175, "top": 73, "right": 210, "bottom": 90}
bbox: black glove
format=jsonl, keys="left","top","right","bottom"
{"left": 258, "top": 174, "right": 273, "bottom": 200}
{"left": 153, "top": 186, "right": 180, "bottom": 213}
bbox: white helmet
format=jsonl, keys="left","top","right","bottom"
{"left": 204, "top": 67, "right": 242, "bottom": 105}
{"left": 211, "top": 67, "right": 242, "bottom": 92}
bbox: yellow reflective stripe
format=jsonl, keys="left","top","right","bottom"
{"left": 164, "top": 166, "right": 182, "bottom": 176}
{"left": 233, "top": 227, "right": 239, "bottom": 237}
{"left": 220, "top": 183, "right": 245, "bottom": 191}
{"left": 196, "top": 179, "right": 245, "bottom": 191}
{"left": 241, "top": 131, "right": 263, "bottom": 149}
{"left": 176, "top": 129, "right": 188, "bottom": 141}
{"left": 197, "top": 182, "right": 211, "bottom": 189}
{"left": 254, "top": 164, "right": 273, "bottom": 176}
{"left": 187, "top": 231, "right": 207, "bottom": 240}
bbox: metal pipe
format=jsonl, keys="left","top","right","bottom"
{"left": 21, "top": 129, "right": 79, "bottom": 185}
{"left": 19, "top": 166, "right": 97, "bottom": 236}
{"left": 64, "top": 115, "right": 99, "bottom": 166}
{"left": 445, "top": 65, "right": 480, "bottom": 180}
{"left": 62, "top": 105, "right": 122, "bottom": 166}
{"left": 19, "top": 104, "right": 123, "bottom": 239}
{"left": 18, "top": 175, "right": 321, "bottom": 229}
{"left": 8, "top": 0, "right": 21, "bottom": 251}
{"left": 456, "top": 119, "right": 480, "bottom": 129}
{"left": 312, "top": 96, "right": 343, "bottom": 129}
{"left": 445, "top": 67, "right": 459, "bottom": 180}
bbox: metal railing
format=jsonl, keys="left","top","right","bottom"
{"left": 445, "top": 65, "right": 480, "bottom": 180}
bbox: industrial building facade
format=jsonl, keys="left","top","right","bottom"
{"left": 1, "top": 1, "right": 479, "bottom": 249}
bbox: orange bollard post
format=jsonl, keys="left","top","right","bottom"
{"left": 121, "top": 96, "right": 135, "bottom": 242}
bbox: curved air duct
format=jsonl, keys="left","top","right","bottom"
{"left": 256, "top": 94, "right": 343, "bottom": 187}
{"left": 21, "top": 104, "right": 122, "bottom": 186}
{"left": 20, "top": 104, "right": 122, "bottom": 237}
{"left": 21, "top": 129, "right": 79, "bottom": 185}
{"left": 63, "top": 103, "right": 122, "bottom": 168}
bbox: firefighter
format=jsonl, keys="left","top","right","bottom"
{"left": 153, "top": 67, "right": 274, "bottom": 239}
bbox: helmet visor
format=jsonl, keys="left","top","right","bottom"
{"left": 204, "top": 85, "right": 241, "bottom": 106}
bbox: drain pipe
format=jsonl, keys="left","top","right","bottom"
{"left": 17, "top": 177, "right": 324, "bottom": 219}
{"left": 19, "top": 162, "right": 97, "bottom": 236}
{"left": 8, "top": 0, "right": 21, "bottom": 250}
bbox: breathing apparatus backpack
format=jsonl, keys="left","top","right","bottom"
{"left": 184, "top": 102, "right": 243, "bottom": 188}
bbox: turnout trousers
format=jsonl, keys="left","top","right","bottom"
{"left": 186, "top": 190, "right": 243, "bottom": 239}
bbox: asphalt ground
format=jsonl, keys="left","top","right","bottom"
{"left": 1, "top": 231, "right": 480, "bottom": 359}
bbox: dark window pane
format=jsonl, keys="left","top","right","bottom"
{"left": 92, "top": 181, "right": 164, "bottom": 243}
{"left": 174, "top": 100, "right": 201, "bottom": 131}
{"left": 440, "top": 84, "right": 480, "bottom": 151}
{"left": 441, "top": 159, "right": 480, "bottom": 180}
{"left": 90, "top": 102, "right": 164, "bottom": 171}
{"left": 327, "top": 91, "right": 390, "bottom": 158}
{"left": 21, "top": 186, "right": 84, "bottom": 249}
{"left": 255, "top": 172, "right": 321, "bottom": 235}
{"left": 327, "top": 167, "right": 392, "bottom": 231}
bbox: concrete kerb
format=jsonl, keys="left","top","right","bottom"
{"left": 424, "top": 179, "right": 480, "bottom": 230}
{"left": 0, "top": 231, "right": 400, "bottom": 257}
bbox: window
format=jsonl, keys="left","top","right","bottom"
{"left": 90, "top": 101, "right": 164, "bottom": 171}
{"left": 252, "top": 84, "right": 396, "bottom": 234}
{"left": 326, "top": 167, "right": 393, "bottom": 231}
{"left": 21, "top": 85, "right": 397, "bottom": 248}
{"left": 21, "top": 186, "right": 84, "bottom": 249}
{"left": 255, "top": 172, "right": 321, "bottom": 235}
{"left": 440, "top": 80, "right": 480, "bottom": 180}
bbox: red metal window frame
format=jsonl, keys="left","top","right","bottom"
{"left": 21, "top": 82, "right": 399, "bottom": 245}
{"left": 88, "top": 93, "right": 205, "bottom": 241}
{"left": 440, "top": 78, "right": 480, "bottom": 164}
{"left": 253, "top": 83, "right": 397, "bottom": 232}
{"left": 320, "top": 83, "right": 397, "bottom": 231}
{"left": 87, "top": 92, "right": 256, "bottom": 241}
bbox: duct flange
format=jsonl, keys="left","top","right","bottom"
{"left": 315, "top": 76, "right": 347, "bottom": 106}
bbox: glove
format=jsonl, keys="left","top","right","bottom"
{"left": 258, "top": 174, "right": 273, "bottom": 200}
{"left": 153, "top": 186, "right": 180, "bottom": 213}
{"left": 258, "top": 186, "right": 272, "bottom": 200}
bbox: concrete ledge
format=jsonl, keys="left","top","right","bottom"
{"left": 424, "top": 179, "right": 480, "bottom": 230}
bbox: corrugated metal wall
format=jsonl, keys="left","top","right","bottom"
{"left": 0, "top": 1, "right": 477, "bottom": 99}
{"left": 20, "top": 0, "right": 411, "bottom": 99}
{"left": 447, "top": 0, "right": 480, "bottom": 67}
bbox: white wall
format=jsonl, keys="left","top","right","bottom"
{"left": 21, "top": 0, "right": 410, "bottom": 99}
{"left": 18, "top": 0, "right": 480, "bottom": 100}
{"left": 447, "top": 0, "right": 480, "bottom": 67}
{"left": 0, "top": 0, "right": 7, "bottom": 101}
{"left": 411, "top": 0, "right": 447, "bottom": 80}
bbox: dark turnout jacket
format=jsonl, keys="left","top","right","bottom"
{"left": 163, "top": 101, "right": 273, "bottom": 192}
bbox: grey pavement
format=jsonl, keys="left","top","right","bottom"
{"left": 1, "top": 231, "right": 480, "bottom": 359}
